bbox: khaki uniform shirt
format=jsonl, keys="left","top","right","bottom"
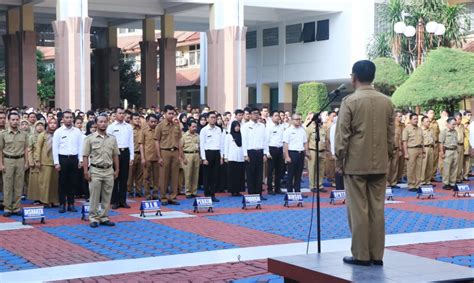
{"left": 306, "top": 123, "right": 329, "bottom": 151}
{"left": 455, "top": 124, "right": 464, "bottom": 145}
{"left": 393, "top": 123, "right": 403, "bottom": 149}
{"left": 132, "top": 126, "right": 142, "bottom": 153}
{"left": 182, "top": 131, "right": 200, "bottom": 152}
{"left": 0, "top": 127, "right": 28, "bottom": 156}
{"left": 437, "top": 117, "right": 448, "bottom": 133}
{"left": 35, "top": 132, "right": 54, "bottom": 166}
{"left": 139, "top": 126, "right": 158, "bottom": 162}
{"left": 430, "top": 120, "right": 440, "bottom": 143}
{"left": 83, "top": 132, "right": 120, "bottom": 168}
{"left": 439, "top": 129, "right": 458, "bottom": 149}
{"left": 154, "top": 120, "right": 182, "bottom": 149}
{"left": 402, "top": 125, "right": 423, "bottom": 147}
{"left": 335, "top": 85, "right": 395, "bottom": 175}
{"left": 422, "top": 127, "right": 435, "bottom": 146}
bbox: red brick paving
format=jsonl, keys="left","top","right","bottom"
{"left": 0, "top": 229, "right": 108, "bottom": 267}
{"left": 53, "top": 259, "right": 270, "bottom": 283}
{"left": 388, "top": 239, "right": 474, "bottom": 259}
{"left": 156, "top": 217, "right": 298, "bottom": 247}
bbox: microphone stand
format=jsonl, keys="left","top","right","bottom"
{"left": 306, "top": 87, "right": 344, "bottom": 254}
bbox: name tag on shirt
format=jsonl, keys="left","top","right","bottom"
{"left": 61, "top": 136, "right": 67, "bottom": 139}
{"left": 207, "top": 135, "right": 212, "bottom": 138}
{"left": 114, "top": 130, "right": 119, "bottom": 132}
{"left": 273, "top": 131, "right": 277, "bottom": 134}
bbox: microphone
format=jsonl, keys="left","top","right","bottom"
{"left": 330, "top": 84, "right": 346, "bottom": 95}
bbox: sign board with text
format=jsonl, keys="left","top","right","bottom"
{"left": 242, "top": 194, "right": 262, "bottom": 210}
{"left": 417, "top": 185, "right": 435, "bottom": 199}
{"left": 193, "top": 197, "right": 214, "bottom": 213}
{"left": 22, "top": 206, "right": 45, "bottom": 225}
{"left": 330, "top": 190, "right": 346, "bottom": 205}
{"left": 140, "top": 200, "right": 162, "bottom": 217}
{"left": 284, "top": 192, "right": 304, "bottom": 207}
{"left": 453, "top": 184, "right": 472, "bottom": 197}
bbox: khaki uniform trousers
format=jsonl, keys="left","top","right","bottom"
{"left": 463, "top": 155, "right": 471, "bottom": 180}
{"left": 88, "top": 167, "right": 114, "bottom": 223}
{"left": 3, "top": 158, "right": 26, "bottom": 213}
{"left": 397, "top": 155, "right": 405, "bottom": 182}
{"left": 143, "top": 161, "right": 159, "bottom": 199}
{"left": 344, "top": 174, "right": 386, "bottom": 261}
{"left": 456, "top": 145, "right": 464, "bottom": 182}
{"left": 442, "top": 149, "right": 458, "bottom": 186}
{"left": 159, "top": 150, "right": 180, "bottom": 202}
{"left": 127, "top": 157, "right": 143, "bottom": 194}
{"left": 431, "top": 144, "right": 439, "bottom": 180}
{"left": 421, "top": 146, "right": 433, "bottom": 185}
{"left": 407, "top": 148, "right": 423, "bottom": 189}
{"left": 325, "top": 152, "right": 335, "bottom": 180}
{"left": 387, "top": 149, "right": 399, "bottom": 186}
{"left": 183, "top": 153, "right": 200, "bottom": 196}
{"left": 308, "top": 150, "right": 325, "bottom": 189}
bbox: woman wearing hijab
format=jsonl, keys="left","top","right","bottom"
{"left": 85, "top": 120, "right": 97, "bottom": 136}
{"left": 35, "top": 118, "right": 59, "bottom": 207}
{"left": 197, "top": 113, "right": 208, "bottom": 134}
{"left": 27, "top": 121, "right": 46, "bottom": 203}
{"left": 224, "top": 121, "right": 245, "bottom": 196}
{"left": 179, "top": 113, "right": 189, "bottom": 132}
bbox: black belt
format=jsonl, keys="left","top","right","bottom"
{"left": 3, "top": 154, "right": 24, "bottom": 159}
{"left": 184, "top": 151, "right": 199, "bottom": 154}
{"left": 134, "top": 151, "right": 140, "bottom": 154}
{"left": 309, "top": 148, "right": 326, "bottom": 152}
{"left": 269, "top": 146, "right": 283, "bottom": 150}
{"left": 161, "top": 147, "right": 178, "bottom": 152}
{"left": 59, "top": 154, "right": 78, "bottom": 158}
{"left": 248, "top": 149, "right": 263, "bottom": 152}
{"left": 408, "top": 145, "right": 422, "bottom": 148}
{"left": 119, "top": 148, "right": 129, "bottom": 152}
{"left": 423, "top": 145, "right": 434, "bottom": 148}
{"left": 445, "top": 147, "right": 457, "bottom": 151}
{"left": 458, "top": 143, "right": 464, "bottom": 146}
{"left": 91, "top": 164, "right": 112, "bottom": 169}
{"left": 289, "top": 150, "right": 305, "bottom": 154}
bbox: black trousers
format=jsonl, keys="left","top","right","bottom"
{"left": 228, "top": 161, "right": 245, "bottom": 194}
{"left": 112, "top": 148, "right": 130, "bottom": 205}
{"left": 267, "top": 147, "right": 284, "bottom": 193}
{"left": 203, "top": 150, "right": 220, "bottom": 197}
{"left": 58, "top": 155, "right": 79, "bottom": 205}
{"left": 286, "top": 151, "right": 305, "bottom": 192}
{"left": 245, "top": 149, "right": 263, "bottom": 195}
{"left": 218, "top": 162, "right": 228, "bottom": 192}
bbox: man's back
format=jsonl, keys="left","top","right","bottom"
{"left": 335, "top": 85, "right": 394, "bottom": 175}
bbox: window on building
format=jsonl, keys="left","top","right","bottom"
{"left": 316, "top": 19, "right": 330, "bottom": 41}
{"left": 468, "top": 3, "right": 474, "bottom": 33}
{"left": 374, "top": 3, "right": 390, "bottom": 35}
{"left": 246, "top": 31, "right": 257, "bottom": 49}
{"left": 263, "top": 27, "right": 279, "bottom": 47}
{"left": 119, "top": 28, "right": 127, "bottom": 34}
{"left": 128, "top": 28, "right": 135, "bottom": 33}
{"left": 286, "top": 24, "right": 302, "bottom": 44}
{"left": 189, "top": 44, "right": 200, "bottom": 66}
{"left": 301, "top": 22, "right": 315, "bottom": 42}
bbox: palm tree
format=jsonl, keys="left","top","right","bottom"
{"left": 441, "top": 4, "right": 471, "bottom": 48}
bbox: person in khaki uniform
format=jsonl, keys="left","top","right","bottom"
{"left": 139, "top": 114, "right": 160, "bottom": 200}
{"left": 83, "top": 115, "right": 119, "bottom": 228}
{"left": 335, "top": 60, "right": 394, "bottom": 266}
{"left": 439, "top": 117, "right": 458, "bottom": 189}
{"left": 306, "top": 115, "right": 329, "bottom": 192}
{"left": 402, "top": 113, "right": 424, "bottom": 192}
{"left": 462, "top": 115, "right": 470, "bottom": 181}
{"left": 155, "top": 105, "right": 184, "bottom": 205}
{"left": 27, "top": 121, "right": 45, "bottom": 202}
{"left": 127, "top": 113, "right": 143, "bottom": 197}
{"left": 182, "top": 120, "right": 200, "bottom": 198}
{"left": 454, "top": 113, "right": 465, "bottom": 183}
{"left": 396, "top": 121, "right": 406, "bottom": 183}
{"left": 427, "top": 110, "right": 440, "bottom": 181}
{"left": 0, "top": 113, "right": 29, "bottom": 217}
{"left": 387, "top": 111, "right": 402, "bottom": 188}
{"left": 420, "top": 116, "right": 435, "bottom": 185}
{"left": 437, "top": 110, "right": 449, "bottom": 175}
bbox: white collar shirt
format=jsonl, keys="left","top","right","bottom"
{"left": 283, "top": 125, "right": 307, "bottom": 151}
{"left": 199, "top": 125, "right": 224, "bottom": 160}
{"left": 52, "top": 125, "right": 84, "bottom": 164}
{"left": 241, "top": 120, "right": 266, "bottom": 156}
{"left": 106, "top": 121, "right": 134, "bottom": 160}
{"left": 264, "top": 122, "right": 285, "bottom": 155}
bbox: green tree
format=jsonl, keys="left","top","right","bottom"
{"left": 0, "top": 78, "right": 5, "bottom": 106}
{"left": 119, "top": 54, "right": 141, "bottom": 107}
{"left": 37, "top": 50, "right": 55, "bottom": 106}
{"left": 295, "top": 82, "right": 328, "bottom": 119}
{"left": 373, "top": 57, "right": 409, "bottom": 96}
{"left": 367, "top": 33, "right": 393, "bottom": 60}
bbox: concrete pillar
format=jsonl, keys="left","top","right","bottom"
{"left": 53, "top": 0, "right": 92, "bottom": 110}
{"left": 259, "top": 83, "right": 270, "bottom": 108}
{"left": 206, "top": 0, "right": 247, "bottom": 112}
{"left": 159, "top": 15, "right": 177, "bottom": 107}
{"left": 278, "top": 83, "right": 293, "bottom": 111}
{"left": 140, "top": 18, "right": 158, "bottom": 107}
{"left": 93, "top": 26, "right": 120, "bottom": 109}
{"left": 2, "top": 5, "right": 38, "bottom": 107}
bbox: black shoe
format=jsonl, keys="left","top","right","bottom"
{"left": 3, "top": 212, "right": 12, "bottom": 217}
{"left": 192, "top": 194, "right": 200, "bottom": 198}
{"left": 58, "top": 204, "right": 66, "bottom": 213}
{"left": 343, "top": 256, "right": 371, "bottom": 266}
{"left": 90, "top": 222, "right": 99, "bottom": 228}
{"left": 442, "top": 185, "right": 451, "bottom": 190}
{"left": 168, "top": 199, "right": 180, "bottom": 205}
{"left": 372, "top": 260, "right": 383, "bottom": 266}
{"left": 100, "top": 221, "right": 115, "bottom": 227}
{"left": 391, "top": 185, "right": 400, "bottom": 189}
{"left": 302, "top": 195, "right": 309, "bottom": 198}
{"left": 186, "top": 195, "right": 194, "bottom": 199}
{"left": 268, "top": 191, "right": 276, "bottom": 195}
{"left": 13, "top": 211, "right": 22, "bottom": 216}
{"left": 121, "top": 203, "right": 131, "bottom": 209}
{"left": 161, "top": 201, "right": 168, "bottom": 206}
{"left": 260, "top": 196, "right": 267, "bottom": 201}
{"left": 211, "top": 197, "right": 220, "bottom": 202}
{"left": 319, "top": 188, "right": 328, "bottom": 193}
{"left": 408, "top": 188, "right": 418, "bottom": 192}
{"left": 112, "top": 203, "right": 119, "bottom": 209}
{"left": 450, "top": 185, "right": 457, "bottom": 190}
{"left": 67, "top": 205, "right": 78, "bottom": 212}
{"left": 276, "top": 191, "right": 285, "bottom": 195}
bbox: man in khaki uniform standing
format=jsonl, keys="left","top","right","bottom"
{"left": 402, "top": 113, "right": 424, "bottom": 192}
{"left": 182, "top": 120, "right": 200, "bottom": 198}
{"left": 127, "top": 113, "right": 143, "bottom": 197}
{"left": 387, "top": 111, "right": 402, "bottom": 188}
{"left": 336, "top": 60, "right": 394, "bottom": 266}
{"left": 454, "top": 113, "right": 465, "bottom": 183}
{"left": 0, "top": 113, "right": 29, "bottom": 217}
{"left": 421, "top": 116, "right": 435, "bottom": 185}
{"left": 437, "top": 110, "right": 449, "bottom": 175}
{"left": 83, "top": 115, "right": 119, "bottom": 228}
{"left": 139, "top": 114, "right": 160, "bottom": 200}
{"left": 155, "top": 105, "right": 184, "bottom": 205}
{"left": 427, "top": 110, "right": 440, "bottom": 181}
{"left": 439, "top": 117, "right": 458, "bottom": 190}
{"left": 306, "top": 114, "right": 329, "bottom": 192}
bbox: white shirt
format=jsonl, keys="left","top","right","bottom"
{"left": 52, "top": 125, "right": 84, "bottom": 164}
{"left": 469, "top": 122, "right": 474, "bottom": 148}
{"left": 199, "top": 125, "right": 224, "bottom": 160}
{"left": 224, "top": 134, "right": 244, "bottom": 162}
{"left": 241, "top": 120, "right": 266, "bottom": 157}
{"left": 264, "top": 122, "right": 285, "bottom": 155}
{"left": 283, "top": 125, "right": 307, "bottom": 151}
{"left": 106, "top": 121, "right": 134, "bottom": 160}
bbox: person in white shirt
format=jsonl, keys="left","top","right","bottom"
{"left": 242, "top": 107, "right": 267, "bottom": 200}
{"left": 283, "top": 113, "right": 309, "bottom": 193}
{"left": 265, "top": 111, "right": 285, "bottom": 195}
{"left": 224, "top": 121, "right": 245, "bottom": 196}
{"left": 199, "top": 111, "right": 224, "bottom": 202}
{"left": 52, "top": 110, "right": 84, "bottom": 213}
{"left": 106, "top": 107, "right": 134, "bottom": 209}
{"left": 227, "top": 109, "right": 244, "bottom": 132}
